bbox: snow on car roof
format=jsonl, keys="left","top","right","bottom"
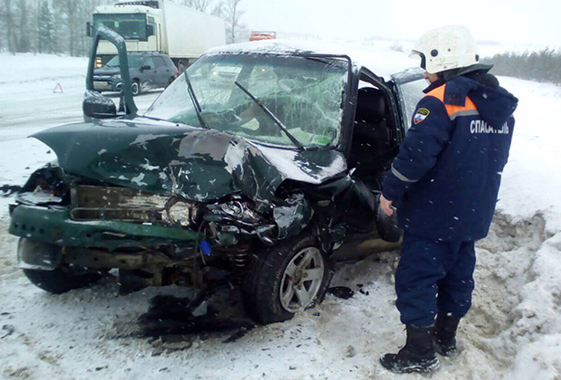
{"left": 205, "top": 39, "right": 416, "bottom": 80}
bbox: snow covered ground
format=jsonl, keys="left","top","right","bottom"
{"left": 1, "top": 50, "right": 561, "bottom": 380}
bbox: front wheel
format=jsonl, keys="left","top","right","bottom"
{"left": 23, "top": 266, "right": 103, "bottom": 294}
{"left": 243, "top": 234, "right": 333, "bottom": 324}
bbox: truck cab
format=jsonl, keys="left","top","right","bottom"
{"left": 88, "top": 0, "right": 226, "bottom": 68}
{"left": 89, "top": 1, "right": 162, "bottom": 67}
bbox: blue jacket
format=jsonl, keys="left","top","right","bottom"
{"left": 382, "top": 73, "right": 518, "bottom": 241}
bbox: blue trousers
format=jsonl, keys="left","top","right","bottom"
{"left": 395, "top": 231, "right": 476, "bottom": 327}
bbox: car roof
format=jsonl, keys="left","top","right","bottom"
{"left": 129, "top": 52, "right": 168, "bottom": 57}
{"left": 205, "top": 39, "right": 415, "bottom": 80}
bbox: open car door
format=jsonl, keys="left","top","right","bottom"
{"left": 389, "top": 68, "right": 426, "bottom": 133}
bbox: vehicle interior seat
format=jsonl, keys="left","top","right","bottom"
{"left": 348, "top": 87, "right": 396, "bottom": 183}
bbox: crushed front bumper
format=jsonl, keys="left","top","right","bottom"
{"left": 9, "top": 205, "right": 202, "bottom": 251}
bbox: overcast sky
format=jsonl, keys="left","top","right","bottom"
{"left": 240, "top": 0, "right": 560, "bottom": 48}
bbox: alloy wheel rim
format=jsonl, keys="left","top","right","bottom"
{"left": 279, "top": 247, "right": 325, "bottom": 313}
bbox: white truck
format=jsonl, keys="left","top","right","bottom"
{"left": 87, "top": 0, "right": 226, "bottom": 67}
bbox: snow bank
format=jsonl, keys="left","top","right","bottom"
{"left": 0, "top": 53, "right": 88, "bottom": 85}
{"left": 497, "top": 77, "right": 561, "bottom": 234}
{"left": 503, "top": 232, "right": 561, "bottom": 380}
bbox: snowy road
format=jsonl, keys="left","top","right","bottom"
{"left": 0, "top": 54, "right": 159, "bottom": 129}
{"left": 0, "top": 54, "right": 160, "bottom": 214}
{"left": 1, "top": 52, "right": 561, "bottom": 380}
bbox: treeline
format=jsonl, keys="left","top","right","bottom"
{"left": 0, "top": 0, "right": 113, "bottom": 56}
{"left": 485, "top": 48, "right": 561, "bottom": 85}
{"left": 0, "top": 0, "right": 247, "bottom": 56}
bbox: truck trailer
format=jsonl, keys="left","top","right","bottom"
{"left": 87, "top": 0, "right": 226, "bottom": 67}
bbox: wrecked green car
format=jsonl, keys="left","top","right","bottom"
{"left": 9, "top": 29, "right": 425, "bottom": 324}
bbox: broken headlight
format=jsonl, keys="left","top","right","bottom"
{"left": 17, "top": 164, "right": 69, "bottom": 205}
{"left": 70, "top": 185, "right": 199, "bottom": 227}
{"left": 205, "top": 197, "right": 267, "bottom": 227}
{"left": 165, "top": 199, "right": 199, "bottom": 227}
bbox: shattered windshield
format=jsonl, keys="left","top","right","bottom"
{"left": 145, "top": 54, "right": 349, "bottom": 148}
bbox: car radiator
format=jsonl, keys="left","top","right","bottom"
{"left": 69, "top": 185, "right": 197, "bottom": 226}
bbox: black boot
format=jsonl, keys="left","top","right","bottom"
{"left": 433, "top": 314, "right": 461, "bottom": 357}
{"left": 380, "top": 325, "right": 439, "bottom": 374}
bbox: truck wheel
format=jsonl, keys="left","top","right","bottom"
{"left": 23, "top": 265, "right": 102, "bottom": 295}
{"left": 243, "top": 234, "right": 333, "bottom": 324}
{"left": 131, "top": 80, "right": 141, "bottom": 96}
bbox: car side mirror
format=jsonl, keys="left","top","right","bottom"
{"left": 86, "top": 22, "right": 92, "bottom": 37}
{"left": 82, "top": 92, "right": 117, "bottom": 119}
{"left": 140, "top": 65, "right": 151, "bottom": 72}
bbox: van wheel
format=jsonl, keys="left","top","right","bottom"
{"left": 166, "top": 76, "right": 175, "bottom": 88}
{"left": 131, "top": 80, "right": 141, "bottom": 96}
{"left": 243, "top": 234, "right": 333, "bottom": 324}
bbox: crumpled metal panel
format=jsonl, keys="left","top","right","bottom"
{"left": 273, "top": 194, "right": 313, "bottom": 239}
{"left": 32, "top": 118, "right": 348, "bottom": 203}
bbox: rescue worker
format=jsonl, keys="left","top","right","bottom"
{"left": 378, "top": 25, "right": 518, "bottom": 373}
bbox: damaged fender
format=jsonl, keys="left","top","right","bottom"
{"left": 32, "top": 120, "right": 347, "bottom": 203}
{"left": 273, "top": 193, "right": 313, "bottom": 240}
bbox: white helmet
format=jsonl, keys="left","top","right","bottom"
{"left": 411, "top": 25, "right": 479, "bottom": 74}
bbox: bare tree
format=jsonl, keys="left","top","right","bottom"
{"left": 222, "top": 0, "right": 245, "bottom": 44}
{"left": 16, "top": 0, "right": 31, "bottom": 52}
{"left": 3, "top": 0, "right": 16, "bottom": 53}
{"left": 210, "top": 1, "right": 223, "bottom": 17}
{"left": 38, "top": 1, "right": 56, "bottom": 54}
{"left": 182, "top": 0, "right": 214, "bottom": 12}
{"left": 78, "top": 0, "right": 100, "bottom": 56}
{"left": 53, "top": 0, "right": 81, "bottom": 56}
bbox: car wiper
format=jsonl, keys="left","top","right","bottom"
{"left": 303, "top": 56, "right": 331, "bottom": 65}
{"left": 234, "top": 81, "right": 305, "bottom": 151}
{"left": 184, "top": 71, "right": 209, "bottom": 129}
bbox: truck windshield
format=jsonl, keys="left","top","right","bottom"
{"left": 93, "top": 13, "right": 147, "bottom": 41}
{"left": 105, "top": 54, "right": 144, "bottom": 68}
{"left": 145, "top": 54, "right": 349, "bottom": 149}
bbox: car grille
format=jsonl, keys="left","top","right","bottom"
{"left": 70, "top": 185, "right": 197, "bottom": 226}
{"left": 93, "top": 75, "right": 112, "bottom": 81}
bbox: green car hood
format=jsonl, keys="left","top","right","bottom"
{"left": 32, "top": 118, "right": 347, "bottom": 202}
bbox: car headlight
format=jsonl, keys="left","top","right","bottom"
{"left": 112, "top": 74, "right": 121, "bottom": 80}
{"left": 206, "top": 199, "right": 263, "bottom": 226}
{"left": 165, "top": 200, "right": 198, "bottom": 227}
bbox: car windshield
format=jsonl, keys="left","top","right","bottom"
{"left": 93, "top": 13, "right": 147, "bottom": 41}
{"left": 145, "top": 54, "right": 349, "bottom": 148}
{"left": 105, "top": 54, "right": 144, "bottom": 68}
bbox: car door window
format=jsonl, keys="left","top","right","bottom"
{"left": 348, "top": 76, "right": 397, "bottom": 181}
{"left": 154, "top": 57, "right": 167, "bottom": 69}
{"left": 398, "top": 79, "right": 427, "bottom": 130}
{"left": 391, "top": 69, "right": 426, "bottom": 131}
